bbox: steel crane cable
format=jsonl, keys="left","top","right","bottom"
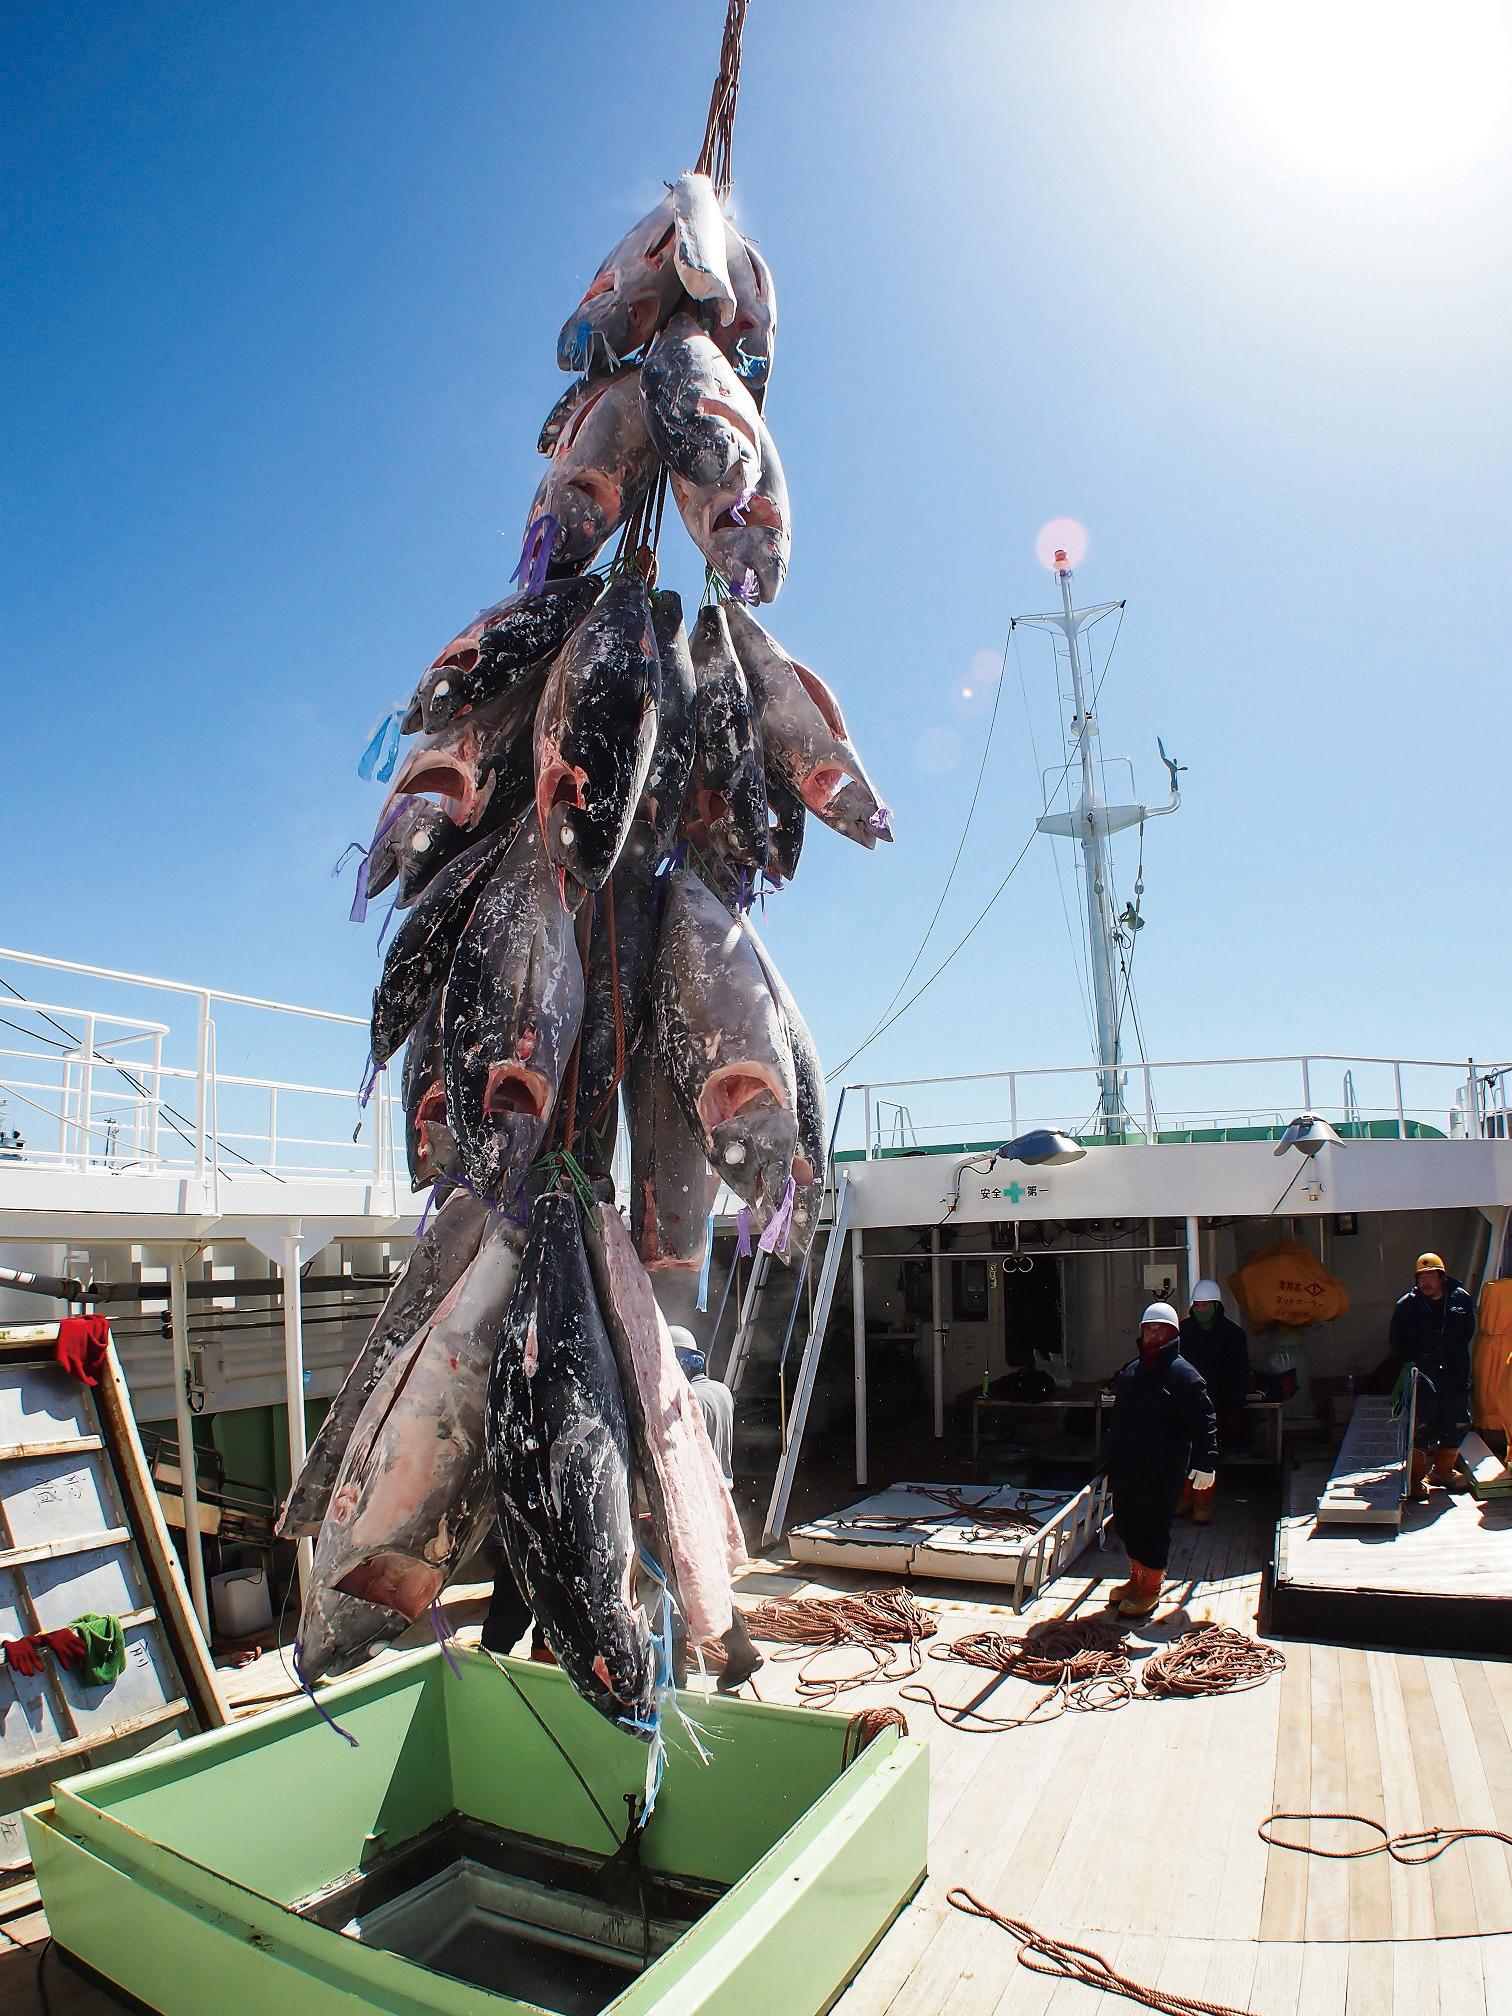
{"left": 826, "top": 607, "right": 1127, "bottom": 1083}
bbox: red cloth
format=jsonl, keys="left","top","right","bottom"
{"left": 2, "top": 1629, "right": 83, "bottom": 1677}
{"left": 55, "top": 1315, "right": 112, "bottom": 1386}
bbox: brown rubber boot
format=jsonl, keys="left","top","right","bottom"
{"left": 1408, "top": 1448, "right": 1430, "bottom": 1502}
{"left": 1174, "top": 1483, "right": 1194, "bottom": 1517}
{"left": 1192, "top": 1482, "right": 1215, "bottom": 1526}
{"left": 1118, "top": 1561, "right": 1163, "bottom": 1620}
{"left": 1107, "top": 1564, "right": 1138, "bottom": 1606}
{"left": 1430, "top": 1447, "right": 1470, "bottom": 1492}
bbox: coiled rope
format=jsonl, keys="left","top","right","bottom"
{"left": 903, "top": 1613, "right": 1136, "bottom": 1732}
{"left": 902, "top": 1618, "right": 1283, "bottom": 1734}
{"left": 743, "top": 1588, "right": 936, "bottom": 1708}
{"left": 841, "top": 1704, "right": 909, "bottom": 1767}
{"left": 946, "top": 1890, "right": 1254, "bottom": 2016}
{"left": 1142, "top": 1622, "right": 1286, "bottom": 1697}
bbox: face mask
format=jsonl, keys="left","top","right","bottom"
{"left": 1194, "top": 1305, "right": 1217, "bottom": 1329}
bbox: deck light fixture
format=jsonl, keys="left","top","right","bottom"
{"left": 943, "top": 1128, "right": 1087, "bottom": 1222}
{"left": 1273, "top": 1114, "right": 1344, "bottom": 1159}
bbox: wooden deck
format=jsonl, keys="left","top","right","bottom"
{"left": 735, "top": 1491, "right": 1512, "bottom": 2014}
{"left": 6, "top": 1496, "right": 1512, "bottom": 2012}
{"left": 1275, "top": 1456, "right": 1512, "bottom": 1649}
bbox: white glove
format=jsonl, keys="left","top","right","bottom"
{"left": 1188, "top": 1469, "right": 1216, "bottom": 1492}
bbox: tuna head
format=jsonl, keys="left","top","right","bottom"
{"left": 557, "top": 193, "right": 682, "bottom": 375}
{"left": 388, "top": 680, "right": 542, "bottom": 833}
{"left": 401, "top": 992, "right": 460, "bottom": 1193}
{"left": 363, "top": 796, "right": 471, "bottom": 909}
{"left": 669, "top": 412, "right": 790, "bottom": 605}
{"left": 716, "top": 228, "right": 778, "bottom": 408}
{"left": 652, "top": 872, "right": 797, "bottom": 1234}
{"left": 534, "top": 573, "right": 660, "bottom": 902}
{"left": 442, "top": 823, "right": 585, "bottom": 1206}
{"left": 526, "top": 369, "right": 657, "bottom": 575}
{"left": 670, "top": 172, "right": 736, "bottom": 323}
{"left": 640, "top": 311, "right": 762, "bottom": 490}
{"left": 684, "top": 603, "right": 767, "bottom": 883}
{"left": 408, "top": 577, "right": 603, "bottom": 734}
{"left": 485, "top": 1191, "right": 656, "bottom": 1733}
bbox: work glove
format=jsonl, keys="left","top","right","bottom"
{"left": 44, "top": 1628, "right": 87, "bottom": 1669}
{"left": 1188, "top": 1469, "right": 1216, "bottom": 1492}
{"left": 3, "top": 1637, "right": 43, "bottom": 1678}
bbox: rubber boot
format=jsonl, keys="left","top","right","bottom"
{"left": 1107, "top": 1563, "right": 1139, "bottom": 1606}
{"left": 1408, "top": 1448, "right": 1430, "bottom": 1503}
{"left": 1118, "top": 1561, "right": 1163, "bottom": 1620}
{"left": 715, "top": 1611, "right": 764, "bottom": 1693}
{"left": 1192, "top": 1482, "right": 1216, "bottom": 1526}
{"left": 1430, "top": 1447, "right": 1470, "bottom": 1493}
{"left": 1174, "top": 1482, "right": 1194, "bottom": 1518}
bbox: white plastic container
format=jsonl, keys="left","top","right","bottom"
{"left": 211, "top": 1566, "right": 273, "bottom": 1639}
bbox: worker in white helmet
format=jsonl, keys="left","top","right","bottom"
{"left": 1177, "top": 1280, "right": 1252, "bottom": 1522}
{"left": 1104, "top": 1302, "right": 1218, "bottom": 1618}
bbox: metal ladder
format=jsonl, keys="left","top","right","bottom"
{"left": 761, "top": 1168, "right": 855, "bottom": 1546}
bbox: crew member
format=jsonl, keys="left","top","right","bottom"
{"left": 1177, "top": 1280, "right": 1251, "bottom": 1523}
{"left": 1105, "top": 1301, "right": 1218, "bottom": 1618}
{"left": 1389, "top": 1252, "right": 1475, "bottom": 1497}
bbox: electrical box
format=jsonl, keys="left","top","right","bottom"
{"left": 1143, "top": 1262, "right": 1179, "bottom": 1301}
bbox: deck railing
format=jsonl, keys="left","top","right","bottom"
{"left": 843, "top": 1054, "right": 1512, "bottom": 1159}
{"left": 0, "top": 947, "right": 403, "bottom": 1205}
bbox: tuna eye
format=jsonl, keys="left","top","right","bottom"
{"left": 724, "top": 1143, "right": 745, "bottom": 1165}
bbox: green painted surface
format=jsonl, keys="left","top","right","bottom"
{"left": 27, "top": 1645, "right": 929, "bottom": 2016}
{"left": 835, "top": 1115, "right": 1446, "bottom": 1160}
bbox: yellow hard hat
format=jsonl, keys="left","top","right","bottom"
{"left": 1414, "top": 1252, "right": 1446, "bottom": 1274}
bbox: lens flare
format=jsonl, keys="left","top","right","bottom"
{"left": 1035, "top": 517, "right": 1088, "bottom": 571}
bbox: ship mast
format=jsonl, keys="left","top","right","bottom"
{"left": 1014, "top": 548, "right": 1179, "bottom": 1138}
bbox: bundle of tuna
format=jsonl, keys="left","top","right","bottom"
{"left": 280, "top": 168, "right": 890, "bottom": 1751}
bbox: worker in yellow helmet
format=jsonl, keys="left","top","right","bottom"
{"left": 1389, "top": 1252, "right": 1475, "bottom": 1499}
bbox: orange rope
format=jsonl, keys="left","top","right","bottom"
{"left": 947, "top": 1890, "right": 1255, "bottom": 2016}
{"left": 841, "top": 1705, "right": 908, "bottom": 1768}
{"left": 694, "top": 0, "right": 749, "bottom": 198}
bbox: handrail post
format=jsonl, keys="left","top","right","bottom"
{"left": 148, "top": 1029, "right": 163, "bottom": 1169}
{"left": 1468, "top": 1057, "right": 1480, "bottom": 1138}
{"left": 1300, "top": 1057, "right": 1312, "bottom": 1110}
{"left": 194, "top": 992, "right": 211, "bottom": 1181}
{"left": 268, "top": 1086, "right": 279, "bottom": 1172}
{"left": 169, "top": 1253, "right": 211, "bottom": 1635}
{"left": 372, "top": 1068, "right": 386, "bottom": 1197}
{"left": 79, "top": 1013, "right": 95, "bottom": 1168}
{"left": 1393, "top": 1061, "right": 1406, "bottom": 1141}
{"left": 1009, "top": 1073, "right": 1018, "bottom": 1135}
{"left": 863, "top": 1086, "right": 873, "bottom": 1160}
{"left": 1143, "top": 1063, "right": 1155, "bottom": 1144}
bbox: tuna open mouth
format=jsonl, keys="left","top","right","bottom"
{"left": 697, "top": 1062, "right": 785, "bottom": 1131}
{"left": 484, "top": 1063, "right": 551, "bottom": 1119}
{"left": 337, "top": 1553, "right": 444, "bottom": 1623}
{"left": 392, "top": 750, "right": 479, "bottom": 825}
{"left": 415, "top": 1085, "right": 447, "bottom": 1160}
{"left": 715, "top": 493, "right": 782, "bottom": 533}
{"left": 799, "top": 763, "right": 851, "bottom": 814}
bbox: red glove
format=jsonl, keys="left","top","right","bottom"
{"left": 43, "top": 1628, "right": 86, "bottom": 1669}
{"left": 55, "top": 1316, "right": 112, "bottom": 1386}
{"left": 4, "top": 1637, "right": 44, "bottom": 1677}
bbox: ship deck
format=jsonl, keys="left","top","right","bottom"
{"left": 4, "top": 1493, "right": 1511, "bottom": 2013}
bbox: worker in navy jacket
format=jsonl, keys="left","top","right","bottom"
{"left": 1389, "top": 1252, "right": 1475, "bottom": 1496}
{"left": 1105, "top": 1302, "right": 1218, "bottom": 1619}
{"left": 1177, "top": 1280, "right": 1252, "bottom": 1523}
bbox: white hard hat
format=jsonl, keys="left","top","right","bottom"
{"left": 1192, "top": 1280, "right": 1222, "bottom": 1305}
{"left": 1140, "top": 1302, "right": 1180, "bottom": 1330}
{"left": 667, "top": 1325, "right": 698, "bottom": 1353}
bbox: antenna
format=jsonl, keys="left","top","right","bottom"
{"left": 1015, "top": 546, "right": 1181, "bottom": 1136}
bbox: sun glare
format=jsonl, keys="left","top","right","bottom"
{"left": 1228, "top": 1, "right": 1511, "bottom": 176}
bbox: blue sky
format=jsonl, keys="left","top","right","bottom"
{"left": 5, "top": 2, "right": 1510, "bottom": 1133}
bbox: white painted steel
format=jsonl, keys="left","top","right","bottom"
{"left": 930, "top": 1227, "right": 945, "bottom": 1439}
{"left": 167, "top": 1255, "right": 210, "bottom": 1634}
{"left": 852, "top": 1226, "right": 867, "bottom": 1487}
{"left": 761, "top": 1173, "right": 853, "bottom": 1545}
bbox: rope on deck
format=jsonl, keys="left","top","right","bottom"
{"left": 947, "top": 1889, "right": 1256, "bottom": 2016}
{"left": 742, "top": 1587, "right": 936, "bottom": 1707}
{"left": 1259, "top": 1810, "right": 1512, "bottom": 1864}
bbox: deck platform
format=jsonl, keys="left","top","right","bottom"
{"left": 6, "top": 1492, "right": 1512, "bottom": 2014}
{"left": 1274, "top": 1455, "right": 1512, "bottom": 1651}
